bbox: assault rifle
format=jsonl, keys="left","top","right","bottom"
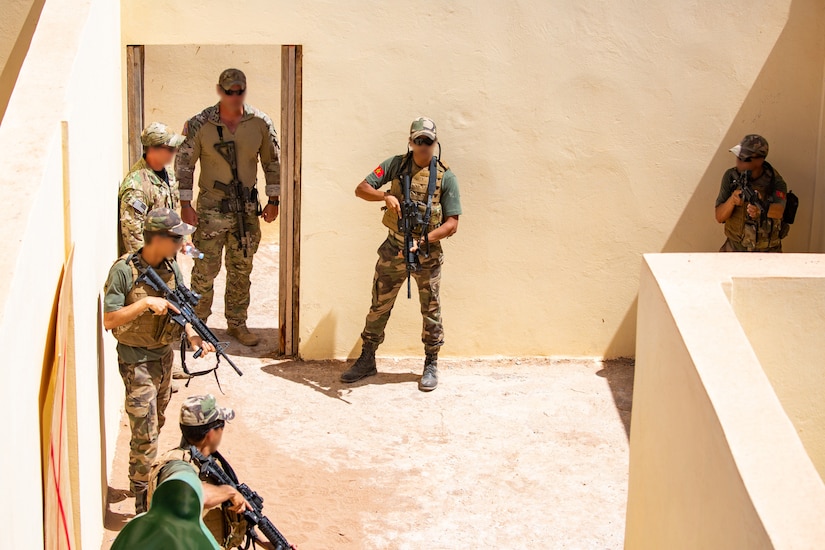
{"left": 133, "top": 259, "right": 243, "bottom": 378}
{"left": 736, "top": 170, "right": 767, "bottom": 223}
{"left": 397, "top": 155, "right": 438, "bottom": 299}
{"left": 214, "top": 138, "right": 257, "bottom": 258}
{"left": 190, "top": 446, "right": 293, "bottom": 550}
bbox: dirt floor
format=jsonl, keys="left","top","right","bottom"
{"left": 101, "top": 239, "right": 634, "bottom": 550}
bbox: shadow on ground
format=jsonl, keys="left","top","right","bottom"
{"left": 596, "top": 358, "right": 635, "bottom": 438}
{"left": 261, "top": 360, "right": 420, "bottom": 404}
{"left": 104, "top": 486, "right": 133, "bottom": 532}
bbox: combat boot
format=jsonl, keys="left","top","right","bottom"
{"left": 134, "top": 490, "right": 148, "bottom": 515}
{"left": 341, "top": 344, "right": 377, "bottom": 383}
{"left": 419, "top": 353, "right": 438, "bottom": 391}
{"left": 227, "top": 324, "right": 259, "bottom": 346}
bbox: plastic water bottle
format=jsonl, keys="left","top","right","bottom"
{"left": 182, "top": 241, "right": 204, "bottom": 260}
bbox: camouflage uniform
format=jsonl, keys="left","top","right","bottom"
{"left": 104, "top": 209, "right": 196, "bottom": 512}
{"left": 717, "top": 135, "right": 788, "bottom": 252}
{"left": 119, "top": 122, "right": 186, "bottom": 253}
{"left": 148, "top": 395, "right": 246, "bottom": 550}
{"left": 175, "top": 70, "right": 280, "bottom": 330}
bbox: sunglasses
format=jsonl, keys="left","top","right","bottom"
{"left": 413, "top": 137, "right": 434, "bottom": 146}
{"left": 738, "top": 155, "right": 761, "bottom": 162}
{"left": 222, "top": 88, "right": 246, "bottom": 96}
{"left": 168, "top": 234, "right": 184, "bottom": 243}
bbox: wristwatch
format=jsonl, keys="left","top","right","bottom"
{"left": 267, "top": 198, "right": 280, "bottom": 206}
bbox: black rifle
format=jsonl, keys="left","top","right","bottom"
{"left": 736, "top": 170, "right": 767, "bottom": 223}
{"left": 190, "top": 446, "right": 292, "bottom": 550}
{"left": 133, "top": 258, "right": 243, "bottom": 377}
{"left": 397, "top": 155, "right": 439, "bottom": 299}
{"left": 214, "top": 131, "right": 258, "bottom": 258}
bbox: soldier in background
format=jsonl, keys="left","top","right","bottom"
{"left": 103, "top": 208, "right": 216, "bottom": 514}
{"left": 175, "top": 68, "right": 281, "bottom": 347}
{"left": 341, "top": 117, "right": 462, "bottom": 392}
{"left": 119, "top": 122, "right": 185, "bottom": 254}
{"left": 715, "top": 134, "right": 788, "bottom": 252}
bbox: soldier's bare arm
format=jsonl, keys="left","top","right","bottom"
{"left": 356, "top": 180, "right": 401, "bottom": 217}
{"left": 202, "top": 482, "right": 251, "bottom": 512}
{"left": 103, "top": 297, "right": 180, "bottom": 331}
{"left": 412, "top": 215, "right": 459, "bottom": 251}
{"left": 715, "top": 189, "right": 742, "bottom": 223}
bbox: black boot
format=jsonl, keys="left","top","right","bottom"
{"left": 419, "top": 354, "right": 438, "bottom": 391}
{"left": 135, "top": 489, "right": 148, "bottom": 514}
{"left": 341, "top": 344, "right": 377, "bottom": 383}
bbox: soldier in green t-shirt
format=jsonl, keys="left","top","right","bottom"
{"left": 341, "top": 117, "right": 463, "bottom": 392}
{"left": 104, "top": 208, "right": 216, "bottom": 513}
{"left": 715, "top": 134, "right": 788, "bottom": 252}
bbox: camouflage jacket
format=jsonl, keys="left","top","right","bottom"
{"left": 118, "top": 158, "right": 179, "bottom": 253}
{"left": 175, "top": 103, "right": 280, "bottom": 203}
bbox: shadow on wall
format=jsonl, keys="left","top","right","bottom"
{"left": 0, "top": 0, "right": 46, "bottom": 124}
{"left": 605, "top": 0, "right": 823, "bottom": 360}
{"left": 660, "top": 0, "right": 822, "bottom": 255}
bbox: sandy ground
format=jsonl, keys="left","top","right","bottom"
{"left": 101, "top": 237, "right": 634, "bottom": 550}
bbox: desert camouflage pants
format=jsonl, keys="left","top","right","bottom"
{"left": 361, "top": 236, "right": 445, "bottom": 355}
{"left": 118, "top": 350, "right": 173, "bottom": 495}
{"left": 190, "top": 206, "right": 262, "bottom": 328}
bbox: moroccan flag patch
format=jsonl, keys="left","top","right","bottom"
{"left": 775, "top": 190, "right": 786, "bottom": 199}
{"left": 373, "top": 166, "right": 384, "bottom": 178}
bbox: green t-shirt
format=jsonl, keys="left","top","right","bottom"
{"left": 715, "top": 163, "right": 787, "bottom": 208}
{"left": 365, "top": 155, "right": 462, "bottom": 217}
{"left": 104, "top": 256, "right": 184, "bottom": 364}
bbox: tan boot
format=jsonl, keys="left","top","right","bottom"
{"left": 172, "top": 364, "right": 191, "bottom": 380}
{"left": 227, "top": 325, "right": 259, "bottom": 346}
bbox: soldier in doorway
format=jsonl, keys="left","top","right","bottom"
{"left": 341, "top": 117, "right": 462, "bottom": 391}
{"left": 715, "top": 134, "right": 789, "bottom": 252}
{"left": 103, "top": 208, "right": 216, "bottom": 514}
{"left": 176, "top": 68, "right": 281, "bottom": 347}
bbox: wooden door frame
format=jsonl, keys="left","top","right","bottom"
{"left": 125, "top": 44, "right": 302, "bottom": 357}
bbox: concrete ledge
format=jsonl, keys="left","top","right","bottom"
{"left": 626, "top": 253, "right": 825, "bottom": 549}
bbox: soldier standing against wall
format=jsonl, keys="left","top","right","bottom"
{"left": 341, "top": 117, "right": 462, "bottom": 392}
{"left": 176, "top": 68, "right": 281, "bottom": 347}
{"left": 103, "top": 208, "right": 216, "bottom": 514}
{"left": 715, "top": 134, "right": 788, "bottom": 252}
{"left": 119, "top": 122, "right": 186, "bottom": 253}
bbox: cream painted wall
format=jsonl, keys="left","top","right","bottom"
{"left": 0, "top": 0, "right": 122, "bottom": 548}
{"left": 0, "top": 0, "right": 43, "bottom": 123}
{"left": 121, "top": 0, "right": 825, "bottom": 360}
{"left": 627, "top": 254, "right": 825, "bottom": 549}
{"left": 732, "top": 277, "right": 825, "bottom": 481}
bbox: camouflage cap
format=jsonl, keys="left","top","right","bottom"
{"left": 144, "top": 207, "right": 196, "bottom": 236}
{"left": 410, "top": 116, "right": 437, "bottom": 140}
{"left": 219, "top": 68, "right": 246, "bottom": 90}
{"left": 140, "top": 122, "right": 185, "bottom": 148}
{"left": 730, "top": 134, "right": 769, "bottom": 159}
{"left": 180, "top": 394, "right": 235, "bottom": 427}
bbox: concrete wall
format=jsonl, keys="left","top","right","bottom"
{"left": 121, "top": 0, "right": 825, "bottom": 360}
{"left": 0, "top": 0, "right": 123, "bottom": 548}
{"left": 732, "top": 277, "right": 825, "bottom": 482}
{"left": 626, "top": 254, "right": 825, "bottom": 549}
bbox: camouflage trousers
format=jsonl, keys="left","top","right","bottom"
{"left": 361, "top": 236, "right": 445, "bottom": 355}
{"left": 191, "top": 206, "right": 262, "bottom": 328}
{"left": 117, "top": 351, "right": 173, "bottom": 495}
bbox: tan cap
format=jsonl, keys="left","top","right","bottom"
{"left": 218, "top": 68, "right": 247, "bottom": 90}
{"left": 140, "top": 122, "right": 185, "bottom": 148}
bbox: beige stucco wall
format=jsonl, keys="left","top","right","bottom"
{"left": 121, "top": 0, "right": 825, "bottom": 359}
{"left": 0, "top": 0, "right": 123, "bottom": 548}
{"left": 732, "top": 277, "right": 825, "bottom": 481}
{"left": 627, "top": 254, "right": 825, "bottom": 549}
{"left": 0, "top": 0, "right": 43, "bottom": 123}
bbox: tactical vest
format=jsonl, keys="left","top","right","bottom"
{"left": 109, "top": 253, "right": 183, "bottom": 348}
{"left": 148, "top": 448, "right": 248, "bottom": 550}
{"left": 381, "top": 156, "right": 447, "bottom": 239}
{"left": 723, "top": 167, "right": 782, "bottom": 251}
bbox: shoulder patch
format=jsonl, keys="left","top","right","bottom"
{"left": 775, "top": 190, "right": 786, "bottom": 199}
{"left": 131, "top": 198, "right": 148, "bottom": 215}
{"left": 373, "top": 166, "right": 384, "bottom": 178}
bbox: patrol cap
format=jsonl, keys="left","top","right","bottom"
{"left": 140, "top": 122, "right": 186, "bottom": 148}
{"left": 729, "top": 134, "right": 769, "bottom": 159}
{"left": 219, "top": 68, "right": 246, "bottom": 90}
{"left": 144, "top": 207, "right": 196, "bottom": 236}
{"left": 410, "top": 117, "right": 437, "bottom": 141}
{"left": 180, "top": 394, "right": 235, "bottom": 427}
